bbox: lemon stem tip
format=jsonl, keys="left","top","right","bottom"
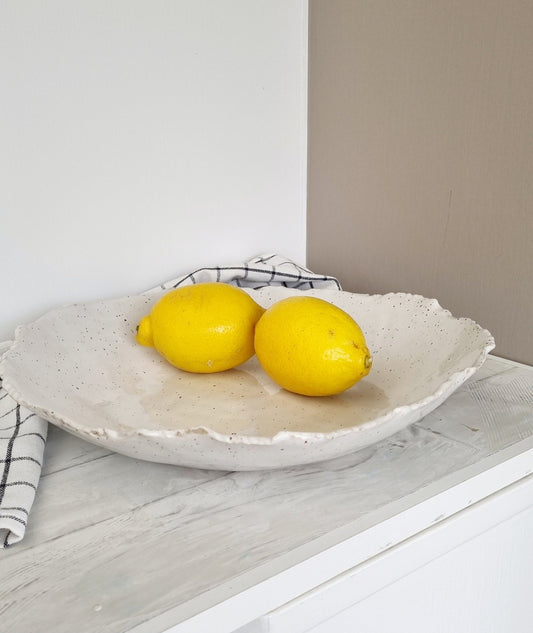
{"left": 136, "top": 316, "right": 154, "bottom": 347}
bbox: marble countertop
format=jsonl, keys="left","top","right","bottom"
{"left": 1, "top": 355, "right": 532, "bottom": 633}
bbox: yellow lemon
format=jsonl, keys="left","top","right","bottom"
{"left": 136, "top": 283, "right": 265, "bottom": 373}
{"left": 254, "top": 296, "right": 372, "bottom": 396}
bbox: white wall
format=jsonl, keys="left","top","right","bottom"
{"left": 0, "top": 0, "right": 307, "bottom": 340}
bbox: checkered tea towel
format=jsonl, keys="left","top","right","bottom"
{"left": 0, "top": 341, "right": 47, "bottom": 547}
{"left": 0, "top": 254, "right": 341, "bottom": 547}
{"left": 152, "top": 253, "right": 341, "bottom": 292}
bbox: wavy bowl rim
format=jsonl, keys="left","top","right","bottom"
{"left": 0, "top": 288, "right": 496, "bottom": 447}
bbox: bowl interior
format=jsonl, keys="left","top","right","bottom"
{"left": 0, "top": 287, "right": 494, "bottom": 444}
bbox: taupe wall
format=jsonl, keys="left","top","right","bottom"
{"left": 307, "top": 1, "right": 533, "bottom": 364}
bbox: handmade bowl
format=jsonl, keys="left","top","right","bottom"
{"left": 0, "top": 287, "right": 494, "bottom": 470}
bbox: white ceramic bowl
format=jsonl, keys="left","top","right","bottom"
{"left": 0, "top": 287, "right": 494, "bottom": 470}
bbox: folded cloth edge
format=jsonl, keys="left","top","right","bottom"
{"left": 152, "top": 253, "right": 342, "bottom": 292}
{"left": 0, "top": 341, "right": 48, "bottom": 548}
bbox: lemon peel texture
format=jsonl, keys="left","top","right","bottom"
{"left": 254, "top": 296, "right": 372, "bottom": 396}
{"left": 136, "top": 283, "right": 265, "bottom": 373}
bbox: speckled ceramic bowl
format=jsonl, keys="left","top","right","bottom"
{"left": 0, "top": 287, "right": 494, "bottom": 470}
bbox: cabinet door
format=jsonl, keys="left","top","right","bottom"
{"left": 257, "top": 475, "right": 533, "bottom": 633}
{"left": 308, "top": 504, "right": 533, "bottom": 633}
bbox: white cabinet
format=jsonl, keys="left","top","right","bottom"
{"left": 247, "top": 475, "right": 533, "bottom": 633}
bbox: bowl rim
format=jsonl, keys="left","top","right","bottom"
{"left": 0, "top": 288, "right": 495, "bottom": 446}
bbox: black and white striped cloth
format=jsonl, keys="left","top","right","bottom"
{"left": 0, "top": 254, "right": 340, "bottom": 546}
